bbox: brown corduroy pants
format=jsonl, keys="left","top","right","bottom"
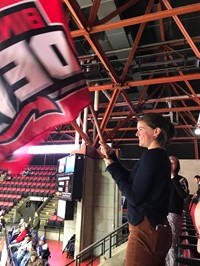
{"left": 125, "top": 217, "right": 172, "bottom": 266}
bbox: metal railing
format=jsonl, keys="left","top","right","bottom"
{"left": 2, "top": 227, "right": 15, "bottom": 266}
{"left": 65, "top": 222, "right": 129, "bottom": 266}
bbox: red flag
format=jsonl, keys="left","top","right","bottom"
{"left": 0, "top": 131, "right": 49, "bottom": 175}
{"left": 0, "top": 0, "right": 91, "bottom": 171}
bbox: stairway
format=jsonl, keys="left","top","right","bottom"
{"left": 39, "top": 198, "right": 58, "bottom": 229}
{"left": 4, "top": 198, "right": 25, "bottom": 225}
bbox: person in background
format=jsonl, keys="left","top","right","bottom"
{"left": 0, "top": 209, "right": 6, "bottom": 217}
{"left": 192, "top": 175, "right": 200, "bottom": 203}
{"left": 194, "top": 200, "right": 200, "bottom": 253}
{"left": 0, "top": 216, "right": 5, "bottom": 230}
{"left": 165, "top": 155, "right": 189, "bottom": 266}
{"left": 31, "top": 212, "right": 40, "bottom": 245}
{"left": 27, "top": 250, "right": 43, "bottom": 266}
{"left": 8, "top": 218, "right": 25, "bottom": 243}
{"left": 1, "top": 170, "right": 7, "bottom": 180}
{"left": 20, "top": 243, "right": 37, "bottom": 266}
{"left": 10, "top": 223, "right": 30, "bottom": 249}
{"left": 53, "top": 209, "right": 57, "bottom": 216}
{"left": 0, "top": 211, "right": 6, "bottom": 231}
{"left": 37, "top": 236, "right": 50, "bottom": 261}
{"left": 13, "top": 233, "right": 32, "bottom": 266}
{"left": 18, "top": 218, "right": 25, "bottom": 227}
{"left": 100, "top": 113, "right": 175, "bottom": 266}
{"left": 194, "top": 175, "right": 200, "bottom": 190}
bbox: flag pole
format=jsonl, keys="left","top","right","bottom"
{"left": 89, "top": 105, "right": 109, "bottom": 158}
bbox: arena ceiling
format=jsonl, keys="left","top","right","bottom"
{"left": 47, "top": 0, "right": 200, "bottom": 156}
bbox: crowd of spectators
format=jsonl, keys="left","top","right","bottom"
{"left": 7, "top": 214, "right": 51, "bottom": 266}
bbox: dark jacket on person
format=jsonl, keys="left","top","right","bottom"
{"left": 32, "top": 216, "right": 40, "bottom": 230}
{"left": 168, "top": 175, "right": 189, "bottom": 215}
{"left": 37, "top": 244, "right": 50, "bottom": 260}
{"left": 107, "top": 148, "right": 171, "bottom": 227}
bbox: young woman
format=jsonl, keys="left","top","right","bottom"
{"left": 194, "top": 200, "right": 200, "bottom": 253}
{"left": 99, "top": 113, "right": 175, "bottom": 266}
{"left": 166, "top": 155, "right": 189, "bottom": 266}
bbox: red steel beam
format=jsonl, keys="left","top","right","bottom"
{"left": 157, "top": 2, "right": 165, "bottom": 42}
{"left": 111, "top": 136, "right": 200, "bottom": 142}
{"left": 64, "top": 0, "right": 120, "bottom": 83}
{"left": 50, "top": 124, "right": 194, "bottom": 135}
{"left": 88, "top": 105, "right": 200, "bottom": 117}
{"left": 89, "top": 73, "right": 200, "bottom": 91}
{"left": 93, "top": 89, "right": 121, "bottom": 147}
{"left": 70, "top": 3, "right": 200, "bottom": 37}
{"left": 70, "top": 121, "right": 93, "bottom": 146}
{"left": 98, "top": 0, "right": 139, "bottom": 25}
{"left": 121, "top": 0, "right": 154, "bottom": 82}
{"left": 162, "top": 0, "right": 200, "bottom": 58}
{"left": 88, "top": 0, "right": 101, "bottom": 26}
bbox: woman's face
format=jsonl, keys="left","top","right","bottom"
{"left": 136, "top": 120, "right": 159, "bottom": 148}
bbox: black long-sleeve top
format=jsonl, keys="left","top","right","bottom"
{"left": 107, "top": 148, "right": 171, "bottom": 227}
{"left": 168, "top": 175, "right": 188, "bottom": 215}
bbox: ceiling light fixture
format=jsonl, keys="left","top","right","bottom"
{"left": 196, "top": 57, "right": 200, "bottom": 68}
{"left": 194, "top": 128, "right": 200, "bottom": 135}
{"left": 14, "top": 144, "right": 78, "bottom": 155}
{"left": 194, "top": 113, "right": 200, "bottom": 135}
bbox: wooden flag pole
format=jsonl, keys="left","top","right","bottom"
{"left": 89, "top": 104, "right": 103, "bottom": 142}
{"left": 89, "top": 104, "right": 109, "bottom": 158}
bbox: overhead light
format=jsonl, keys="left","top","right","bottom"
{"left": 194, "top": 128, "right": 200, "bottom": 135}
{"left": 194, "top": 113, "right": 200, "bottom": 135}
{"left": 196, "top": 57, "right": 200, "bottom": 68}
{"left": 14, "top": 144, "right": 78, "bottom": 155}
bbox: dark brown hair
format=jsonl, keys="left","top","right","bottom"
{"left": 138, "top": 113, "right": 175, "bottom": 145}
{"left": 169, "top": 155, "right": 180, "bottom": 175}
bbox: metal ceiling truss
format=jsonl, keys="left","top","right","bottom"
{"left": 48, "top": 0, "right": 200, "bottom": 157}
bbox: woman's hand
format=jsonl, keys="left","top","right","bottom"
{"left": 99, "top": 141, "right": 114, "bottom": 167}
{"left": 99, "top": 141, "right": 114, "bottom": 157}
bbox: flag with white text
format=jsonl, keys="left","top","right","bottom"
{"left": 0, "top": 0, "right": 91, "bottom": 169}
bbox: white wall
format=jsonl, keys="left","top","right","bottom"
{"left": 92, "top": 159, "right": 116, "bottom": 241}
{"left": 179, "top": 159, "right": 200, "bottom": 194}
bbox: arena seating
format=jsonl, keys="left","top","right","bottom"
{"left": 44, "top": 214, "right": 64, "bottom": 241}
{"left": 47, "top": 214, "right": 64, "bottom": 227}
{"left": 176, "top": 200, "right": 200, "bottom": 265}
{"left": 0, "top": 165, "right": 57, "bottom": 212}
